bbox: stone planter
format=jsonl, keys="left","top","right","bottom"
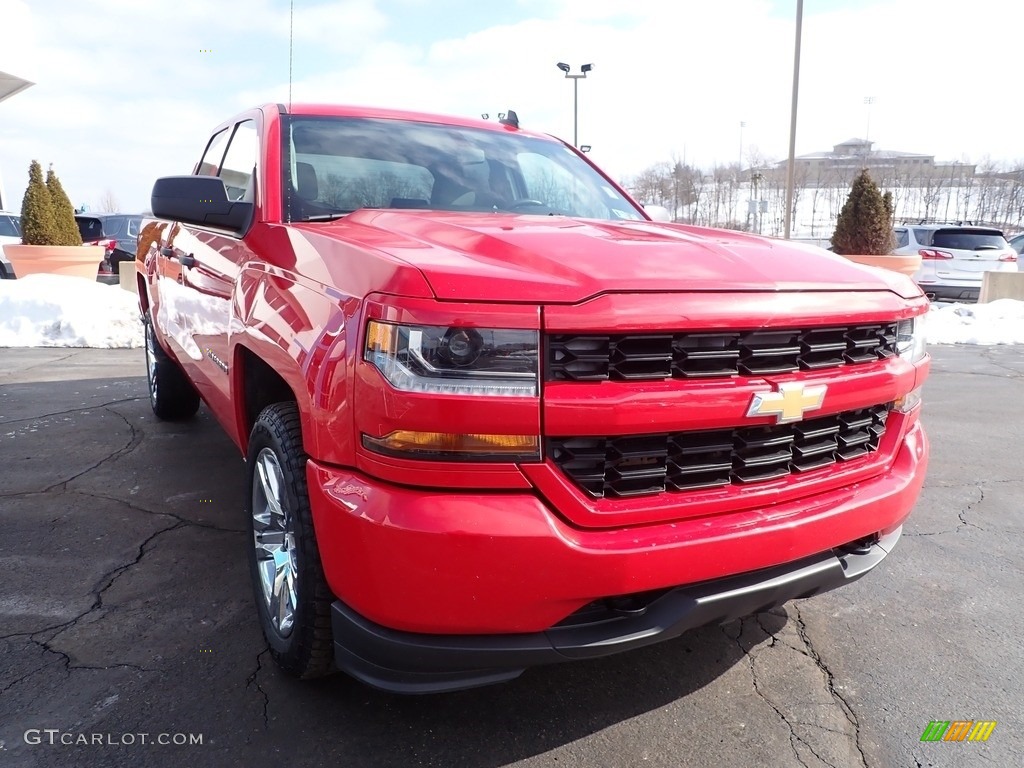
{"left": 838, "top": 252, "right": 922, "bottom": 277}
{"left": 2, "top": 244, "right": 105, "bottom": 280}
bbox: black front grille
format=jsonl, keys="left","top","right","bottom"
{"left": 548, "top": 404, "right": 890, "bottom": 499}
{"left": 547, "top": 323, "right": 898, "bottom": 381}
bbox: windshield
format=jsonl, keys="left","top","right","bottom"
{"left": 282, "top": 116, "right": 645, "bottom": 223}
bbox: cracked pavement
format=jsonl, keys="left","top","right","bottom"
{"left": 0, "top": 346, "right": 1021, "bottom": 768}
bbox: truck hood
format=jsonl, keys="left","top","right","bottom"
{"left": 304, "top": 211, "right": 920, "bottom": 304}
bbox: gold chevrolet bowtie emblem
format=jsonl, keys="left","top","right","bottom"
{"left": 746, "top": 383, "right": 827, "bottom": 423}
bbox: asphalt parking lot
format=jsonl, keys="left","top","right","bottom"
{"left": 1, "top": 345, "right": 1021, "bottom": 768}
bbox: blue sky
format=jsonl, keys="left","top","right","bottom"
{"left": 1, "top": 0, "right": 1021, "bottom": 213}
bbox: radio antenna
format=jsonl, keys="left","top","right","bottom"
{"left": 285, "top": 0, "right": 295, "bottom": 222}
{"left": 288, "top": 0, "right": 294, "bottom": 109}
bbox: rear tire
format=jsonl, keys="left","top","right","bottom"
{"left": 246, "top": 402, "right": 335, "bottom": 679}
{"left": 143, "top": 315, "right": 200, "bottom": 421}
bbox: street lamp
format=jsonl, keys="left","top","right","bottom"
{"left": 864, "top": 96, "right": 876, "bottom": 143}
{"left": 556, "top": 62, "right": 593, "bottom": 147}
{"left": 783, "top": 0, "right": 803, "bottom": 239}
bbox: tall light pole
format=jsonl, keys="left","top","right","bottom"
{"left": 783, "top": 0, "right": 803, "bottom": 239}
{"left": 864, "top": 95, "right": 876, "bottom": 143}
{"left": 556, "top": 62, "right": 593, "bottom": 148}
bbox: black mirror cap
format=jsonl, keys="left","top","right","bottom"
{"left": 151, "top": 176, "right": 253, "bottom": 233}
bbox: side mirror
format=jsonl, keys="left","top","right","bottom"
{"left": 151, "top": 176, "right": 253, "bottom": 233}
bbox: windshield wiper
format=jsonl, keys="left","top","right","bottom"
{"left": 300, "top": 210, "right": 355, "bottom": 222}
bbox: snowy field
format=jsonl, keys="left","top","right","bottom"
{"left": 0, "top": 273, "right": 1023, "bottom": 349}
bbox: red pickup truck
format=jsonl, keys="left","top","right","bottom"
{"left": 139, "top": 103, "right": 930, "bottom": 694}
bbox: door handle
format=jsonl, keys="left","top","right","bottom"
{"left": 177, "top": 253, "right": 196, "bottom": 268}
{"left": 159, "top": 246, "right": 174, "bottom": 257}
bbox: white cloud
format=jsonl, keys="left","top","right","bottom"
{"left": 2, "top": 0, "right": 1023, "bottom": 213}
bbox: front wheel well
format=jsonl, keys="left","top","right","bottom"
{"left": 238, "top": 347, "right": 298, "bottom": 446}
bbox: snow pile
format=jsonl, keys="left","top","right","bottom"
{"left": 928, "top": 299, "right": 1024, "bottom": 346}
{"left": 1, "top": 272, "right": 1023, "bottom": 350}
{"left": 0, "top": 274, "right": 143, "bottom": 348}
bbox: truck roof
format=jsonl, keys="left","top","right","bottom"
{"left": 262, "top": 103, "right": 552, "bottom": 140}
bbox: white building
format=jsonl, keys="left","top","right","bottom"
{"left": 0, "top": 70, "right": 35, "bottom": 210}
{"left": 770, "top": 138, "right": 975, "bottom": 186}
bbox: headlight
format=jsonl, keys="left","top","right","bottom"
{"left": 896, "top": 314, "right": 927, "bottom": 362}
{"left": 364, "top": 320, "right": 538, "bottom": 396}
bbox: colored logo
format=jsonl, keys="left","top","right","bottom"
{"left": 746, "top": 382, "right": 827, "bottom": 423}
{"left": 920, "top": 720, "right": 996, "bottom": 742}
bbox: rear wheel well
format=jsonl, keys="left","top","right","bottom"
{"left": 239, "top": 348, "right": 298, "bottom": 445}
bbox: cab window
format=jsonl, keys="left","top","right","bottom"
{"left": 197, "top": 128, "right": 230, "bottom": 176}
{"left": 219, "top": 120, "right": 258, "bottom": 201}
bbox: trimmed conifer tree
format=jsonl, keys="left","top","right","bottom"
{"left": 46, "top": 166, "right": 83, "bottom": 246}
{"left": 831, "top": 168, "right": 895, "bottom": 255}
{"left": 19, "top": 160, "right": 60, "bottom": 245}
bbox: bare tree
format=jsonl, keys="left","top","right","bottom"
{"left": 626, "top": 163, "right": 674, "bottom": 208}
{"left": 97, "top": 189, "right": 120, "bottom": 212}
{"left": 971, "top": 158, "right": 1000, "bottom": 224}
{"left": 614, "top": 145, "right": 1022, "bottom": 239}
{"left": 953, "top": 160, "right": 976, "bottom": 222}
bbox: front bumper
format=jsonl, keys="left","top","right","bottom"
{"left": 330, "top": 526, "right": 901, "bottom": 694}
{"left": 307, "top": 417, "right": 927, "bottom": 692}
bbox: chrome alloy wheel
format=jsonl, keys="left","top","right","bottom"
{"left": 252, "top": 447, "right": 298, "bottom": 636}
{"left": 144, "top": 323, "right": 158, "bottom": 408}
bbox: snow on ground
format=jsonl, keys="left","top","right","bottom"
{"left": 0, "top": 274, "right": 143, "bottom": 349}
{"left": 0, "top": 273, "right": 1023, "bottom": 349}
{"left": 928, "top": 299, "right": 1024, "bottom": 345}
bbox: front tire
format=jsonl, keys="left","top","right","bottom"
{"left": 246, "top": 402, "right": 335, "bottom": 679}
{"left": 143, "top": 315, "right": 200, "bottom": 421}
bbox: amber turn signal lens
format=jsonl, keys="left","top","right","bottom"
{"left": 365, "top": 320, "right": 394, "bottom": 354}
{"left": 894, "top": 387, "right": 922, "bottom": 413}
{"left": 362, "top": 431, "right": 540, "bottom": 460}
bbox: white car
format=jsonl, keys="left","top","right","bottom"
{"left": 894, "top": 223, "right": 1017, "bottom": 302}
{"left": 0, "top": 210, "right": 21, "bottom": 279}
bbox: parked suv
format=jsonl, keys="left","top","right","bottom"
{"left": 75, "top": 213, "right": 143, "bottom": 284}
{"left": 894, "top": 223, "right": 1017, "bottom": 301}
{"left": 0, "top": 211, "right": 22, "bottom": 279}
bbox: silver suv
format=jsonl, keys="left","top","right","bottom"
{"left": 894, "top": 223, "right": 1017, "bottom": 302}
